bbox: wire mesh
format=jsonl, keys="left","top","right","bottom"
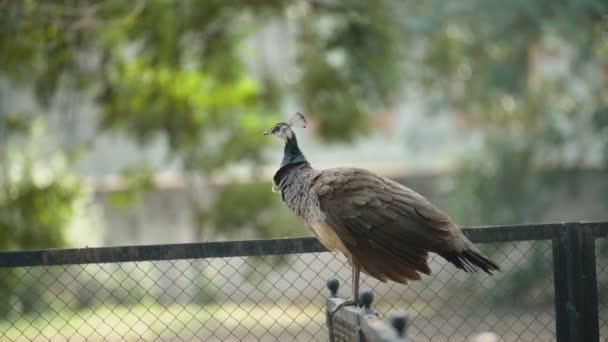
{"left": 329, "top": 315, "right": 359, "bottom": 342}
{"left": 596, "top": 237, "right": 608, "bottom": 340}
{"left": 0, "top": 240, "right": 554, "bottom": 342}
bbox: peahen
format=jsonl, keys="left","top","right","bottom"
{"left": 264, "top": 113, "right": 500, "bottom": 313}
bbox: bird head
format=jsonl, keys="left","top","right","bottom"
{"left": 264, "top": 112, "right": 307, "bottom": 141}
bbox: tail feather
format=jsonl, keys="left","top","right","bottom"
{"left": 439, "top": 247, "right": 500, "bottom": 274}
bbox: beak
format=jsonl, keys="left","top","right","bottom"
{"left": 263, "top": 129, "right": 272, "bottom": 136}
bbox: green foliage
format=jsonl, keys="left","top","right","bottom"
{"left": 108, "top": 165, "right": 155, "bottom": 208}
{"left": 1, "top": 0, "right": 401, "bottom": 148}
{"left": 449, "top": 132, "right": 551, "bottom": 226}
{"left": 0, "top": 116, "right": 84, "bottom": 316}
{"left": 0, "top": 1, "right": 417, "bottom": 248}
{"left": 100, "top": 59, "right": 269, "bottom": 155}
{"left": 199, "top": 181, "right": 302, "bottom": 280}
{"left": 412, "top": 0, "right": 607, "bottom": 303}
{"left": 419, "top": 1, "right": 607, "bottom": 229}
{"left": 0, "top": 173, "right": 81, "bottom": 250}
{"left": 0, "top": 117, "right": 83, "bottom": 251}
{"left": 297, "top": 1, "right": 407, "bottom": 141}
{"left": 202, "top": 181, "right": 301, "bottom": 238}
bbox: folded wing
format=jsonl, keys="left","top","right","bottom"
{"left": 313, "top": 167, "right": 497, "bottom": 284}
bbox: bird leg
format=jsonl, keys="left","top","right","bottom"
{"left": 329, "top": 264, "right": 360, "bottom": 318}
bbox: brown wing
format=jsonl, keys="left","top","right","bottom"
{"left": 313, "top": 167, "right": 463, "bottom": 283}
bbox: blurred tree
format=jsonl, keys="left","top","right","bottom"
{"left": 0, "top": 115, "right": 83, "bottom": 251}
{"left": 202, "top": 181, "right": 301, "bottom": 238}
{"left": 0, "top": 0, "right": 408, "bottom": 241}
{"left": 400, "top": 0, "right": 608, "bottom": 301}
{"left": 0, "top": 0, "right": 606, "bottom": 237}
{"left": 400, "top": 0, "right": 608, "bottom": 225}
{"left": 0, "top": 115, "right": 84, "bottom": 316}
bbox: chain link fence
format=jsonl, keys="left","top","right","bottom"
{"left": 0, "top": 223, "right": 605, "bottom": 342}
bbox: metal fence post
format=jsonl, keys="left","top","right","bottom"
{"left": 552, "top": 223, "right": 599, "bottom": 342}
{"left": 327, "top": 278, "right": 340, "bottom": 342}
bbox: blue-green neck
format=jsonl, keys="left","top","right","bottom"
{"left": 281, "top": 135, "right": 307, "bottom": 167}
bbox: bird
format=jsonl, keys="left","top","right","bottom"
{"left": 264, "top": 113, "right": 500, "bottom": 314}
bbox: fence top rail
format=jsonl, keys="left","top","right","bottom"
{"left": 0, "top": 221, "right": 606, "bottom": 267}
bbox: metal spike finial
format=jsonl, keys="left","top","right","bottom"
{"left": 359, "top": 288, "right": 374, "bottom": 314}
{"left": 327, "top": 277, "right": 339, "bottom": 297}
{"left": 391, "top": 312, "right": 408, "bottom": 337}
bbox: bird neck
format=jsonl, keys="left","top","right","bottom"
{"left": 281, "top": 134, "right": 308, "bottom": 167}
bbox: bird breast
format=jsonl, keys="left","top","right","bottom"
{"left": 274, "top": 164, "right": 349, "bottom": 255}
{"left": 309, "top": 221, "right": 348, "bottom": 254}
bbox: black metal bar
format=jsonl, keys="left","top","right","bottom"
{"left": 552, "top": 231, "right": 569, "bottom": 342}
{"left": 462, "top": 222, "right": 563, "bottom": 243}
{"left": 0, "top": 222, "right": 606, "bottom": 267}
{"left": 571, "top": 224, "right": 599, "bottom": 342}
{"left": 590, "top": 221, "right": 608, "bottom": 238}
{"left": 552, "top": 223, "right": 599, "bottom": 342}
{"left": 0, "top": 237, "right": 326, "bottom": 267}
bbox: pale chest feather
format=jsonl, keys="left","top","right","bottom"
{"left": 277, "top": 178, "right": 347, "bottom": 254}
{"left": 273, "top": 164, "right": 348, "bottom": 254}
{"left": 272, "top": 179, "right": 281, "bottom": 193}
{"left": 310, "top": 221, "right": 348, "bottom": 254}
